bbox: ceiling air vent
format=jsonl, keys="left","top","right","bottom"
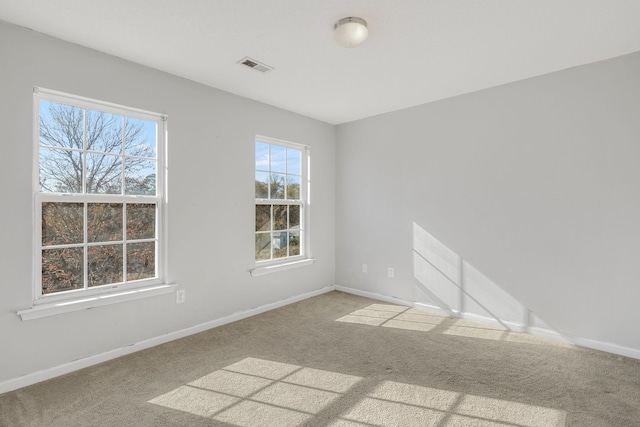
{"left": 237, "top": 56, "right": 274, "bottom": 73}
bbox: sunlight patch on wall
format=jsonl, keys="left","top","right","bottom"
{"left": 412, "top": 221, "right": 570, "bottom": 342}
{"left": 414, "top": 220, "right": 530, "bottom": 321}
{"left": 413, "top": 221, "right": 462, "bottom": 313}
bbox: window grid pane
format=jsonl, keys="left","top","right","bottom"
{"left": 39, "top": 148, "right": 84, "bottom": 193}
{"left": 255, "top": 233, "right": 272, "bottom": 261}
{"left": 42, "top": 202, "right": 84, "bottom": 246}
{"left": 88, "top": 203, "right": 123, "bottom": 243}
{"left": 126, "top": 203, "right": 156, "bottom": 240}
{"left": 88, "top": 244, "right": 124, "bottom": 287}
{"left": 42, "top": 247, "right": 84, "bottom": 295}
{"left": 127, "top": 242, "right": 156, "bottom": 281}
{"left": 39, "top": 100, "right": 84, "bottom": 150}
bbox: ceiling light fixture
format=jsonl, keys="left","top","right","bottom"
{"left": 333, "top": 17, "right": 368, "bottom": 48}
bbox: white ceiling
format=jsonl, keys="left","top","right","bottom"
{"left": 1, "top": 1, "right": 640, "bottom": 124}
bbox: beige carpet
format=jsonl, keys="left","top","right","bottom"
{"left": 1, "top": 291, "right": 639, "bottom": 426}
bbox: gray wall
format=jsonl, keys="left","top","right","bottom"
{"left": 336, "top": 51, "right": 640, "bottom": 352}
{"left": 0, "top": 22, "right": 335, "bottom": 384}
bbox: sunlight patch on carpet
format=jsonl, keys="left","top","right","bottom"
{"left": 336, "top": 380, "right": 566, "bottom": 427}
{"left": 150, "top": 356, "right": 566, "bottom": 427}
{"left": 336, "top": 304, "right": 445, "bottom": 332}
{"left": 149, "top": 357, "right": 363, "bottom": 426}
{"left": 336, "top": 303, "right": 573, "bottom": 348}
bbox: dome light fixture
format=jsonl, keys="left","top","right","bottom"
{"left": 333, "top": 17, "right": 368, "bottom": 48}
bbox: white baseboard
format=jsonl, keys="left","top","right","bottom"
{"left": 568, "top": 335, "right": 640, "bottom": 360}
{"left": 0, "top": 285, "right": 336, "bottom": 395}
{"left": 334, "top": 285, "right": 414, "bottom": 307}
{"left": 335, "top": 284, "right": 640, "bottom": 360}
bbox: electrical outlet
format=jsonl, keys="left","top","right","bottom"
{"left": 176, "top": 289, "right": 186, "bottom": 304}
{"left": 388, "top": 267, "right": 394, "bottom": 278}
{"left": 362, "top": 263, "right": 368, "bottom": 273}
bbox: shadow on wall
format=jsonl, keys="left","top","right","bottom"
{"left": 412, "top": 222, "right": 560, "bottom": 337}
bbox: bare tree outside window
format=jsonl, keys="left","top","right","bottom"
{"left": 39, "top": 100, "right": 156, "bottom": 195}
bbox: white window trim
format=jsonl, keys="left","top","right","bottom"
{"left": 17, "top": 284, "right": 177, "bottom": 321}
{"left": 21, "top": 87, "right": 170, "bottom": 319}
{"left": 249, "top": 258, "right": 314, "bottom": 277}
{"left": 252, "top": 135, "right": 313, "bottom": 274}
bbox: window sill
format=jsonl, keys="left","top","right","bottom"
{"left": 17, "top": 284, "right": 178, "bottom": 321}
{"left": 249, "top": 258, "right": 315, "bottom": 277}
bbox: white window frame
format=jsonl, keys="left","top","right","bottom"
{"left": 252, "top": 135, "right": 312, "bottom": 274}
{"left": 29, "top": 87, "right": 169, "bottom": 307}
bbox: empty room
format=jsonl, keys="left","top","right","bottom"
{"left": 1, "top": 1, "right": 640, "bottom": 426}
